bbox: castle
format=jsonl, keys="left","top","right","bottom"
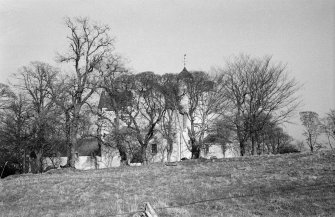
{"left": 41, "top": 67, "right": 239, "bottom": 171}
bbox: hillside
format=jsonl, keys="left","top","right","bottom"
{"left": 1, "top": 151, "right": 335, "bottom": 217}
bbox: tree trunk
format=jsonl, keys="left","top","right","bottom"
{"left": 118, "top": 146, "right": 129, "bottom": 166}
{"left": 63, "top": 110, "right": 73, "bottom": 167}
{"left": 166, "top": 138, "right": 173, "bottom": 162}
{"left": 191, "top": 141, "right": 200, "bottom": 159}
{"left": 165, "top": 110, "right": 174, "bottom": 162}
{"left": 261, "top": 136, "right": 265, "bottom": 155}
{"left": 257, "top": 142, "right": 261, "bottom": 155}
{"left": 203, "top": 144, "right": 209, "bottom": 158}
{"left": 114, "top": 113, "right": 129, "bottom": 166}
{"left": 309, "top": 134, "right": 314, "bottom": 152}
{"left": 221, "top": 143, "right": 226, "bottom": 157}
{"left": 167, "top": 151, "right": 172, "bottom": 162}
{"left": 67, "top": 139, "right": 76, "bottom": 167}
{"left": 255, "top": 134, "right": 261, "bottom": 155}
{"left": 141, "top": 144, "right": 148, "bottom": 165}
{"left": 35, "top": 151, "right": 43, "bottom": 173}
{"left": 236, "top": 121, "right": 245, "bottom": 156}
{"left": 251, "top": 138, "right": 255, "bottom": 155}
{"left": 191, "top": 146, "right": 200, "bottom": 159}
{"left": 240, "top": 141, "right": 245, "bottom": 156}
{"left": 188, "top": 116, "right": 200, "bottom": 159}
{"left": 276, "top": 137, "right": 280, "bottom": 154}
{"left": 23, "top": 149, "right": 26, "bottom": 173}
{"left": 67, "top": 108, "right": 80, "bottom": 168}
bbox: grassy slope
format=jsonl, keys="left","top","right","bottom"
{"left": 1, "top": 151, "right": 335, "bottom": 217}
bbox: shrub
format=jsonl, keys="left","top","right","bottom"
{"left": 278, "top": 144, "right": 300, "bottom": 154}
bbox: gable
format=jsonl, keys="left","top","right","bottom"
{"left": 98, "top": 91, "right": 111, "bottom": 110}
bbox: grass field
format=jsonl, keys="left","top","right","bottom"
{"left": 1, "top": 151, "right": 335, "bottom": 217}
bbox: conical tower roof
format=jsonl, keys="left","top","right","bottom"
{"left": 180, "top": 66, "right": 188, "bottom": 73}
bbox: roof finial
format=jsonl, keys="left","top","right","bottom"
{"left": 180, "top": 54, "right": 189, "bottom": 73}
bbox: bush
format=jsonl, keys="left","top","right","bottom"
{"left": 278, "top": 144, "right": 300, "bottom": 154}
{"left": 1, "top": 162, "right": 20, "bottom": 178}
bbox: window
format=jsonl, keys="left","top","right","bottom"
{"left": 151, "top": 144, "right": 157, "bottom": 155}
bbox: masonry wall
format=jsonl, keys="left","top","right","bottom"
{"left": 57, "top": 106, "right": 240, "bottom": 170}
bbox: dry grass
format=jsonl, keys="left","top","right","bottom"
{"left": 1, "top": 151, "right": 335, "bottom": 217}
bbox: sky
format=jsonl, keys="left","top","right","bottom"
{"left": 0, "top": 0, "right": 334, "bottom": 141}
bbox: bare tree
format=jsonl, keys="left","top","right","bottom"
{"left": 159, "top": 73, "right": 182, "bottom": 162}
{"left": 159, "top": 108, "right": 176, "bottom": 162}
{"left": 14, "top": 62, "right": 60, "bottom": 172}
{"left": 321, "top": 110, "right": 335, "bottom": 149}
{"left": 50, "top": 75, "right": 74, "bottom": 159}
{"left": 96, "top": 57, "right": 132, "bottom": 166}
{"left": 218, "top": 55, "right": 300, "bottom": 156}
{"left": 57, "top": 17, "right": 114, "bottom": 167}
{"left": 0, "top": 83, "right": 15, "bottom": 109}
{"left": 121, "top": 72, "right": 166, "bottom": 164}
{"left": 0, "top": 94, "right": 32, "bottom": 173}
{"left": 300, "top": 111, "right": 323, "bottom": 152}
{"left": 296, "top": 140, "right": 305, "bottom": 152}
{"left": 259, "top": 122, "right": 294, "bottom": 154}
{"left": 204, "top": 119, "right": 232, "bottom": 156}
{"left": 178, "top": 70, "right": 226, "bottom": 159}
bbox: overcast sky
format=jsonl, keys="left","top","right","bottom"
{"left": 0, "top": 0, "right": 334, "bottom": 141}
